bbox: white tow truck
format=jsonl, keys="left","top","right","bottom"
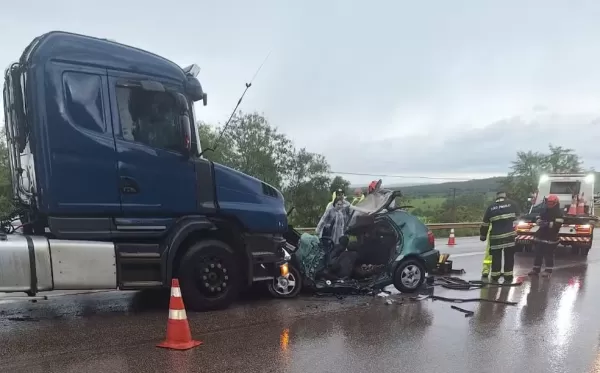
{"left": 515, "top": 173, "right": 597, "bottom": 256}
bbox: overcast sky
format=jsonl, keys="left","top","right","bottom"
{"left": 2, "top": 1, "right": 600, "bottom": 185}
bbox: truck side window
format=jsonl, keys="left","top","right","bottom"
{"left": 115, "top": 86, "right": 181, "bottom": 152}
{"left": 63, "top": 72, "right": 106, "bottom": 133}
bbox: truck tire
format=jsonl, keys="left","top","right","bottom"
{"left": 178, "top": 240, "right": 241, "bottom": 312}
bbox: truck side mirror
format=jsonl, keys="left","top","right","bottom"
{"left": 180, "top": 114, "right": 192, "bottom": 156}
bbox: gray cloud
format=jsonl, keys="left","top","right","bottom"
{"left": 324, "top": 113, "right": 600, "bottom": 183}
{"left": 1, "top": 1, "right": 600, "bottom": 186}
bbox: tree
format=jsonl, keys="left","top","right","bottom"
{"left": 502, "top": 144, "right": 584, "bottom": 205}
{"left": 329, "top": 176, "right": 351, "bottom": 195}
{"left": 198, "top": 111, "right": 293, "bottom": 189}
{"left": 197, "top": 112, "right": 333, "bottom": 226}
{"left": 283, "top": 148, "right": 331, "bottom": 227}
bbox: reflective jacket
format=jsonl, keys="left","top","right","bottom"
{"left": 479, "top": 197, "right": 520, "bottom": 250}
{"left": 534, "top": 204, "right": 564, "bottom": 242}
{"left": 351, "top": 194, "right": 365, "bottom": 206}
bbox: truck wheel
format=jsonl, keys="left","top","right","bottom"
{"left": 178, "top": 240, "right": 241, "bottom": 312}
{"left": 267, "top": 265, "right": 302, "bottom": 298}
{"left": 393, "top": 259, "right": 426, "bottom": 293}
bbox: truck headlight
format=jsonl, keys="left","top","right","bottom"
{"left": 281, "top": 247, "right": 291, "bottom": 261}
{"left": 585, "top": 174, "right": 595, "bottom": 183}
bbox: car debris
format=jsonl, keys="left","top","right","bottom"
{"left": 450, "top": 305, "right": 474, "bottom": 317}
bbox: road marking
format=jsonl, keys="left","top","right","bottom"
{"left": 450, "top": 252, "right": 485, "bottom": 258}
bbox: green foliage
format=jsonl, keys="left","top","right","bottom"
{"left": 329, "top": 176, "right": 351, "bottom": 194}
{"left": 396, "top": 177, "right": 504, "bottom": 197}
{"left": 502, "top": 144, "right": 584, "bottom": 205}
{"left": 199, "top": 112, "right": 332, "bottom": 227}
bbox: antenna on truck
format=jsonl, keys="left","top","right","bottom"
{"left": 199, "top": 50, "right": 272, "bottom": 157}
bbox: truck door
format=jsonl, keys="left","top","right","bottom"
{"left": 44, "top": 63, "right": 121, "bottom": 215}
{"left": 107, "top": 73, "right": 197, "bottom": 217}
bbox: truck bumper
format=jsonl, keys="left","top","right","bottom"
{"left": 245, "top": 233, "right": 290, "bottom": 283}
{"left": 516, "top": 234, "right": 592, "bottom": 247}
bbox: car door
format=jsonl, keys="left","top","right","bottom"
{"left": 107, "top": 72, "right": 197, "bottom": 217}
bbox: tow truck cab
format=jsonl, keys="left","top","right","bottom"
{"left": 515, "top": 173, "right": 596, "bottom": 256}
{"left": 1, "top": 31, "right": 289, "bottom": 310}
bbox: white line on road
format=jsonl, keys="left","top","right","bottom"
{"left": 450, "top": 251, "right": 485, "bottom": 258}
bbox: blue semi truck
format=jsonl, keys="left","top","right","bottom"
{"left": 1, "top": 31, "right": 290, "bottom": 311}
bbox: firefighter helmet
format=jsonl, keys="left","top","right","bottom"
{"left": 368, "top": 181, "right": 377, "bottom": 194}
{"left": 545, "top": 194, "right": 559, "bottom": 208}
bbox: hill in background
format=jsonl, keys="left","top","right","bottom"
{"left": 390, "top": 177, "right": 505, "bottom": 197}
{"left": 383, "top": 171, "right": 600, "bottom": 199}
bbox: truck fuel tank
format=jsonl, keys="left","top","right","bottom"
{"left": 0, "top": 235, "right": 117, "bottom": 293}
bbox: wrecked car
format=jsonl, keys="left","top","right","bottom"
{"left": 267, "top": 186, "right": 441, "bottom": 297}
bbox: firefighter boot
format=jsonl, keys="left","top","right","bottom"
{"left": 542, "top": 269, "right": 552, "bottom": 278}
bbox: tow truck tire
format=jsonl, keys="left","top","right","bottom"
{"left": 393, "top": 259, "right": 426, "bottom": 293}
{"left": 178, "top": 240, "right": 241, "bottom": 312}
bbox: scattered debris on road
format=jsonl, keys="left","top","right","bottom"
{"left": 450, "top": 305, "right": 475, "bottom": 317}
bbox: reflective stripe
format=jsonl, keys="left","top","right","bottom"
{"left": 491, "top": 271, "right": 502, "bottom": 276}
{"left": 483, "top": 259, "right": 492, "bottom": 264}
{"left": 503, "top": 271, "right": 513, "bottom": 276}
{"left": 490, "top": 213, "right": 516, "bottom": 222}
{"left": 481, "top": 222, "right": 490, "bottom": 227}
{"left": 490, "top": 231, "right": 517, "bottom": 239}
{"left": 490, "top": 242, "right": 516, "bottom": 250}
{"left": 169, "top": 309, "right": 187, "bottom": 320}
{"left": 171, "top": 287, "right": 182, "bottom": 298}
{"left": 532, "top": 266, "right": 541, "bottom": 269}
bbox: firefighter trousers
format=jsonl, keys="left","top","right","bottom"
{"left": 481, "top": 226, "right": 492, "bottom": 276}
{"left": 490, "top": 246, "right": 515, "bottom": 280}
{"left": 532, "top": 241, "right": 556, "bottom": 273}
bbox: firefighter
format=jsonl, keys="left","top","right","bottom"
{"left": 479, "top": 191, "right": 520, "bottom": 282}
{"left": 528, "top": 194, "right": 563, "bottom": 278}
{"left": 367, "top": 180, "right": 378, "bottom": 194}
{"left": 351, "top": 188, "right": 365, "bottom": 205}
{"left": 480, "top": 224, "right": 492, "bottom": 278}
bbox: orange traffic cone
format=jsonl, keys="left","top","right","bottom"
{"left": 157, "top": 279, "right": 203, "bottom": 350}
{"left": 567, "top": 194, "right": 577, "bottom": 215}
{"left": 447, "top": 228, "right": 456, "bottom": 246}
{"left": 576, "top": 193, "right": 585, "bottom": 215}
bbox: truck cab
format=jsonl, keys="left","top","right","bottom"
{"left": 515, "top": 173, "right": 596, "bottom": 256}
{"left": 1, "top": 31, "right": 290, "bottom": 310}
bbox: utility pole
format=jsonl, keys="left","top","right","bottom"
{"left": 450, "top": 188, "right": 457, "bottom": 222}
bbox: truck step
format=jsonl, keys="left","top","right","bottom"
{"left": 116, "top": 243, "right": 164, "bottom": 289}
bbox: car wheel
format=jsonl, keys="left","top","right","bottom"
{"left": 393, "top": 259, "right": 426, "bottom": 293}
{"left": 178, "top": 240, "right": 241, "bottom": 312}
{"left": 267, "top": 265, "right": 302, "bottom": 298}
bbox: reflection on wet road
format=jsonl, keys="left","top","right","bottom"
{"left": 2, "top": 238, "right": 600, "bottom": 372}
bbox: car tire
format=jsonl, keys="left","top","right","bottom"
{"left": 178, "top": 240, "right": 241, "bottom": 312}
{"left": 267, "top": 265, "right": 302, "bottom": 298}
{"left": 393, "top": 259, "right": 426, "bottom": 293}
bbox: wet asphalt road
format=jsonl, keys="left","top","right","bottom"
{"left": 2, "top": 237, "right": 600, "bottom": 372}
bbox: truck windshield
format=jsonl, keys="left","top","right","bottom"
{"left": 550, "top": 181, "right": 580, "bottom": 195}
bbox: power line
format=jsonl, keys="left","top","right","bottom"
{"left": 329, "top": 171, "right": 472, "bottom": 181}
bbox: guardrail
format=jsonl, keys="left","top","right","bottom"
{"left": 295, "top": 222, "right": 483, "bottom": 233}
